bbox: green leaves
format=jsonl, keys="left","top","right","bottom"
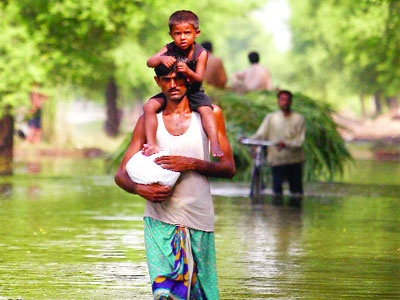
{"left": 210, "top": 88, "right": 352, "bottom": 182}
{"left": 287, "top": 0, "right": 400, "bottom": 110}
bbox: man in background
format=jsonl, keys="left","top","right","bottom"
{"left": 231, "top": 51, "right": 273, "bottom": 93}
{"left": 250, "top": 90, "right": 305, "bottom": 206}
{"left": 201, "top": 41, "right": 227, "bottom": 89}
{"left": 27, "top": 82, "right": 47, "bottom": 143}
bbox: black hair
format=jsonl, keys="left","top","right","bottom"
{"left": 201, "top": 41, "right": 212, "bottom": 52}
{"left": 154, "top": 64, "right": 176, "bottom": 77}
{"left": 168, "top": 10, "right": 199, "bottom": 31}
{"left": 277, "top": 90, "right": 293, "bottom": 101}
{"left": 248, "top": 51, "right": 260, "bottom": 63}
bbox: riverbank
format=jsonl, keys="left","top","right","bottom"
{"left": 13, "top": 107, "right": 400, "bottom": 161}
{"left": 333, "top": 112, "right": 400, "bottom": 160}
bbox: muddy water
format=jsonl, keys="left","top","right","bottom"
{"left": 0, "top": 158, "right": 399, "bottom": 300}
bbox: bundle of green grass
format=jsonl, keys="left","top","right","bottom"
{"left": 108, "top": 88, "right": 352, "bottom": 183}
{"left": 208, "top": 88, "right": 352, "bottom": 182}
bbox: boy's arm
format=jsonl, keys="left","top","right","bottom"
{"left": 147, "top": 46, "right": 176, "bottom": 68}
{"left": 154, "top": 105, "right": 236, "bottom": 178}
{"left": 176, "top": 50, "right": 208, "bottom": 83}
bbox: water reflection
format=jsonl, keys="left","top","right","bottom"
{"left": 214, "top": 196, "right": 305, "bottom": 297}
{"left": 27, "top": 161, "right": 41, "bottom": 174}
{"left": 246, "top": 200, "right": 303, "bottom": 288}
{"left": 0, "top": 183, "right": 12, "bottom": 198}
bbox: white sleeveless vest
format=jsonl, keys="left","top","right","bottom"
{"left": 143, "top": 112, "right": 214, "bottom": 232}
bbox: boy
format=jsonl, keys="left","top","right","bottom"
{"left": 143, "top": 10, "right": 224, "bottom": 158}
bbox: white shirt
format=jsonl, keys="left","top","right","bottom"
{"left": 251, "top": 110, "right": 305, "bottom": 166}
{"left": 231, "top": 63, "right": 272, "bottom": 92}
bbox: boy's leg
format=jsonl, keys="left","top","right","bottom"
{"left": 196, "top": 106, "right": 224, "bottom": 157}
{"left": 188, "top": 89, "right": 223, "bottom": 157}
{"left": 143, "top": 94, "right": 165, "bottom": 156}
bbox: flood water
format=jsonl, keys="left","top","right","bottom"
{"left": 0, "top": 157, "right": 399, "bottom": 300}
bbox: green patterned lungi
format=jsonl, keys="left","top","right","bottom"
{"left": 144, "top": 217, "right": 219, "bottom": 300}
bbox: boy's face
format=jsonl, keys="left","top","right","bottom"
{"left": 169, "top": 23, "right": 200, "bottom": 50}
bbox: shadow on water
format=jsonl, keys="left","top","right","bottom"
{"left": 0, "top": 157, "right": 399, "bottom": 299}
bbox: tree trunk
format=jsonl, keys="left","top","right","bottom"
{"left": 360, "top": 92, "right": 366, "bottom": 118}
{"left": 104, "top": 77, "right": 121, "bottom": 137}
{"left": 0, "top": 107, "right": 14, "bottom": 175}
{"left": 373, "top": 91, "right": 382, "bottom": 115}
{"left": 385, "top": 96, "right": 399, "bottom": 115}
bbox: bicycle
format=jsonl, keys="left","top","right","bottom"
{"left": 241, "top": 138, "right": 274, "bottom": 202}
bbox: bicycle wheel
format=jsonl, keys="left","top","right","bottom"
{"left": 250, "top": 166, "right": 262, "bottom": 202}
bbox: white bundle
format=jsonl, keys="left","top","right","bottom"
{"left": 126, "top": 150, "right": 181, "bottom": 187}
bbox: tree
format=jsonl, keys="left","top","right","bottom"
{"left": 0, "top": 105, "right": 14, "bottom": 175}
{"left": 287, "top": 0, "right": 400, "bottom": 115}
{"left": 0, "top": 0, "right": 268, "bottom": 175}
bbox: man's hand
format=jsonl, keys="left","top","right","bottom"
{"left": 154, "top": 155, "right": 194, "bottom": 173}
{"left": 135, "top": 183, "right": 173, "bottom": 202}
{"left": 161, "top": 56, "right": 177, "bottom": 68}
{"left": 276, "top": 141, "right": 286, "bottom": 151}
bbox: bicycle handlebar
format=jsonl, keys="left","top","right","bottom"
{"left": 240, "top": 138, "right": 275, "bottom": 147}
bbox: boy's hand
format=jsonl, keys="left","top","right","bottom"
{"left": 176, "top": 61, "right": 189, "bottom": 74}
{"left": 161, "top": 56, "right": 176, "bottom": 68}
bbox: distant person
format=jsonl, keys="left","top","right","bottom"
{"left": 231, "top": 51, "right": 273, "bottom": 93}
{"left": 201, "top": 41, "right": 227, "bottom": 89}
{"left": 249, "top": 90, "right": 305, "bottom": 205}
{"left": 144, "top": 10, "right": 224, "bottom": 158}
{"left": 27, "top": 82, "right": 47, "bottom": 143}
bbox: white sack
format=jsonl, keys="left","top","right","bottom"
{"left": 126, "top": 150, "right": 180, "bottom": 187}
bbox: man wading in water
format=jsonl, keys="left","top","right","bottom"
{"left": 115, "top": 62, "right": 235, "bottom": 299}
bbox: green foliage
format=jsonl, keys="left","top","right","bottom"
{"left": 2, "top": 0, "right": 397, "bottom": 117}
{"left": 0, "top": 2, "right": 43, "bottom": 109}
{"left": 209, "top": 88, "right": 352, "bottom": 182}
{"left": 0, "top": 0, "right": 268, "bottom": 107}
{"left": 287, "top": 0, "right": 400, "bottom": 110}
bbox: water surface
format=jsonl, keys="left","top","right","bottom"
{"left": 0, "top": 158, "right": 399, "bottom": 299}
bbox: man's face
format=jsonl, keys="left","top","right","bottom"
{"left": 278, "top": 93, "right": 292, "bottom": 112}
{"left": 155, "top": 71, "right": 187, "bottom": 102}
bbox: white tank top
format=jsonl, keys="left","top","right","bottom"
{"left": 144, "top": 112, "right": 214, "bottom": 232}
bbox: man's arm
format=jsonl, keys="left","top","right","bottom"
{"left": 249, "top": 114, "right": 270, "bottom": 140}
{"left": 154, "top": 105, "right": 236, "bottom": 178}
{"left": 114, "top": 116, "right": 173, "bottom": 202}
